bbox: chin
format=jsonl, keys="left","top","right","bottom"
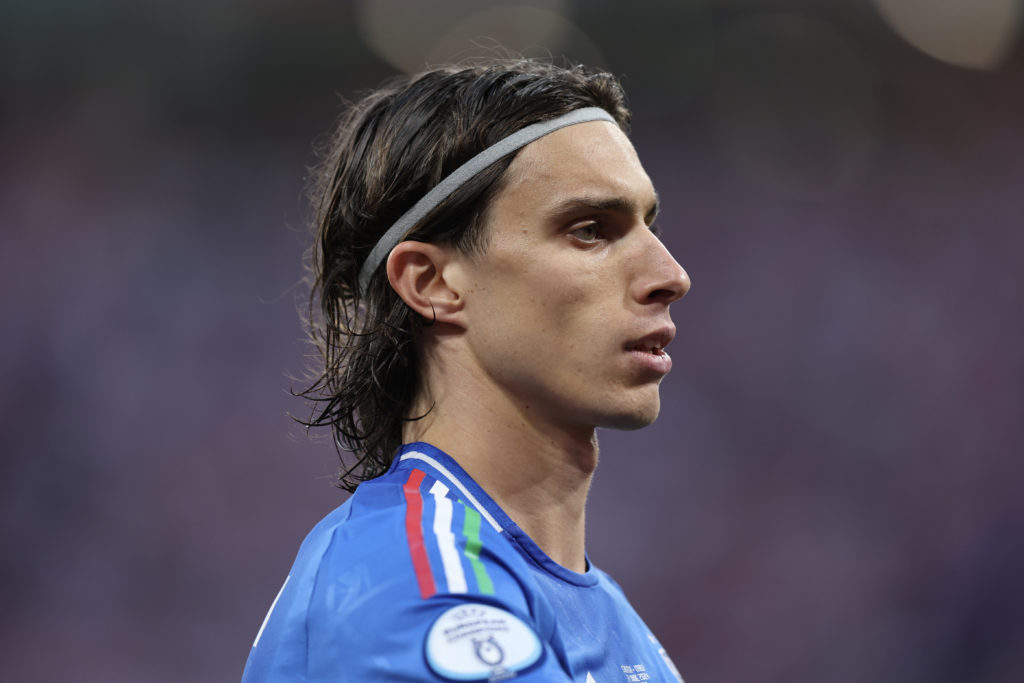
{"left": 596, "top": 398, "right": 662, "bottom": 431}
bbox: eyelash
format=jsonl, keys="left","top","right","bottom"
{"left": 570, "top": 222, "right": 602, "bottom": 242}
{"left": 568, "top": 220, "right": 661, "bottom": 244}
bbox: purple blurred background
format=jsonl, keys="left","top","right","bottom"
{"left": 2, "top": 1, "right": 1022, "bottom": 681}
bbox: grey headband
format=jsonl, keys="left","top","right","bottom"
{"left": 358, "top": 106, "right": 617, "bottom": 293}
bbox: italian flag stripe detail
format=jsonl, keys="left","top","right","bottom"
{"left": 428, "top": 480, "right": 468, "bottom": 593}
{"left": 462, "top": 508, "right": 494, "bottom": 595}
{"left": 403, "top": 469, "right": 436, "bottom": 598}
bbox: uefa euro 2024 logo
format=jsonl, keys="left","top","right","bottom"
{"left": 472, "top": 635, "right": 505, "bottom": 666}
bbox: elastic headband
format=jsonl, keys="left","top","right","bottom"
{"left": 358, "top": 106, "right": 617, "bottom": 293}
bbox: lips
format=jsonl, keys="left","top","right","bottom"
{"left": 626, "top": 327, "right": 675, "bottom": 355}
{"left": 631, "top": 341, "right": 667, "bottom": 356}
{"left": 625, "top": 326, "right": 675, "bottom": 374}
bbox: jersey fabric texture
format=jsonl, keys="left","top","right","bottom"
{"left": 242, "top": 442, "right": 684, "bottom": 683}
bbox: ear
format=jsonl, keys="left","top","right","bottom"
{"left": 385, "top": 240, "right": 465, "bottom": 325}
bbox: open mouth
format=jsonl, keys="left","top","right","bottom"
{"left": 632, "top": 343, "right": 666, "bottom": 356}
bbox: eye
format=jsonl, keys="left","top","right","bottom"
{"left": 569, "top": 222, "right": 601, "bottom": 243}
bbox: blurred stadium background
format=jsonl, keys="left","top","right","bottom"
{"left": 2, "top": 0, "right": 1022, "bottom": 681}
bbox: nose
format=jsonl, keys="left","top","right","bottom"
{"left": 634, "top": 232, "right": 690, "bottom": 305}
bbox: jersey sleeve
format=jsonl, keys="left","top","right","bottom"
{"left": 243, "top": 470, "right": 575, "bottom": 682}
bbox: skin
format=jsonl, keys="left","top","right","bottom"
{"left": 386, "top": 120, "right": 690, "bottom": 572}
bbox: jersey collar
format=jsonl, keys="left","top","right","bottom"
{"left": 393, "top": 442, "right": 599, "bottom": 587}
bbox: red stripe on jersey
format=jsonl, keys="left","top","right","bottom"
{"left": 402, "top": 469, "right": 436, "bottom": 599}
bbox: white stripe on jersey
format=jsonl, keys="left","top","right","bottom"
{"left": 252, "top": 574, "right": 290, "bottom": 648}
{"left": 400, "top": 450, "right": 502, "bottom": 532}
{"left": 429, "top": 480, "right": 468, "bottom": 594}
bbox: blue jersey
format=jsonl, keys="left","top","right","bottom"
{"left": 243, "top": 442, "right": 684, "bottom": 683}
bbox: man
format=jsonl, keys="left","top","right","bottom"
{"left": 243, "top": 59, "right": 690, "bottom": 682}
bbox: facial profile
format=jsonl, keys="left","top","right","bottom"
{"left": 433, "top": 120, "right": 690, "bottom": 436}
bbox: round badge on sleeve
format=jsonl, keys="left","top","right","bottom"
{"left": 425, "top": 603, "right": 543, "bottom": 681}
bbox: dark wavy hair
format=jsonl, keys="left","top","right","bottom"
{"left": 298, "top": 59, "right": 631, "bottom": 492}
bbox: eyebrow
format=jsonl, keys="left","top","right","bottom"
{"left": 546, "top": 192, "right": 661, "bottom": 226}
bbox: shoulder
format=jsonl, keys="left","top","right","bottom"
{"left": 243, "top": 466, "right": 565, "bottom": 681}
{"left": 310, "top": 466, "right": 540, "bottom": 612}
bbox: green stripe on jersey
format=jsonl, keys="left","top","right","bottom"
{"left": 461, "top": 508, "right": 494, "bottom": 595}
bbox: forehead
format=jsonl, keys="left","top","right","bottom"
{"left": 494, "top": 121, "right": 655, "bottom": 215}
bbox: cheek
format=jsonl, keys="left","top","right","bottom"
{"left": 527, "top": 289, "right": 612, "bottom": 375}
{"left": 468, "top": 254, "right": 611, "bottom": 355}
{"left": 474, "top": 280, "right": 586, "bottom": 358}
{"left": 526, "top": 278, "right": 592, "bottom": 331}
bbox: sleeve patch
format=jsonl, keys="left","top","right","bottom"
{"left": 425, "top": 604, "right": 543, "bottom": 681}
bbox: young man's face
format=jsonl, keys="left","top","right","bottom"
{"left": 452, "top": 120, "right": 690, "bottom": 437}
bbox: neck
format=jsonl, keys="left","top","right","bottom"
{"left": 404, "top": 372, "right": 598, "bottom": 573}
